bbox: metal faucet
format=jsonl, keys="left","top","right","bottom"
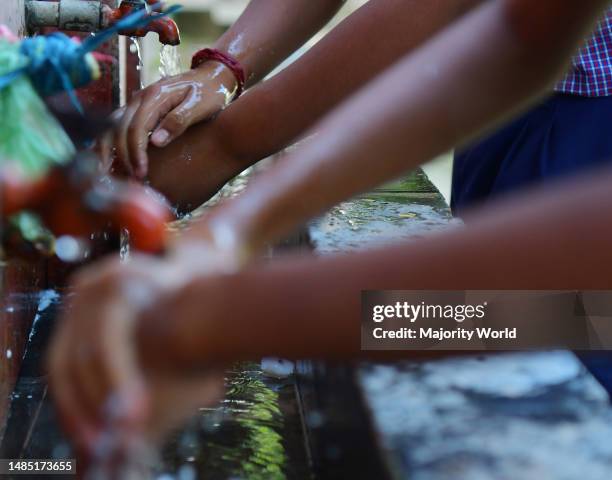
{"left": 105, "top": 0, "right": 181, "bottom": 46}
{"left": 26, "top": 0, "right": 181, "bottom": 45}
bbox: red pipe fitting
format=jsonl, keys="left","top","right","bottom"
{"left": 1, "top": 161, "right": 172, "bottom": 255}
{"left": 104, "top": 1, "right": 181, "bottom": 46}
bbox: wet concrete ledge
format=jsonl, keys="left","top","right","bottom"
{"left": 360, "top": 352, "right": 612, "bottom": 480}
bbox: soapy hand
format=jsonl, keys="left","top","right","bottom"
{"left": 106, "top": 60, "right": 237, "bottom": 179}
{"left": 47, "top": 238, "right": 241, "bottom": 460}
{"left": 99, "top": 103, "right": 249, "bottom": 215}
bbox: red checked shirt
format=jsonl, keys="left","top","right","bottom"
{"left": 556, "top": 8, "right": 612, "bottom": 97}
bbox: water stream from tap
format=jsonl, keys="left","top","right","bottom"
{"left": 118, "top": 41, "right": 182, "bottom": 260}
{"left": 159, "top": 45, "right": 182, "bottom": 78}
{"left": 119, "top": 228, "right": 131, "bottom": 262}
{"left": 129, "top": 37, "right": 145, "bottom": 90}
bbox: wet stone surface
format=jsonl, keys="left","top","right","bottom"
{"left": 360, "top": 352, "right": 612, "bottom": 480}
{"left": 157, "top": 363, "right": 309, "bottom": 480}
{"left": 66, "top": 363, "right": 310, "bottom": 480}
{"left": 310, "top": 170, "right": 460, "bottom": 253}
{"left": 310, "top": 195, "right": 457, "bottom": 253}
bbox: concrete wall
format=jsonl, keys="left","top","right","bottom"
{"left": 1, "top": 0, "right": 25, "bottom": 37}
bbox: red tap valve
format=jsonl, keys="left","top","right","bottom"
{"left": 1, "top": 155, "right": 172, "bottom": 255}
{"left": 103, "top": 1, "right": 181, "bottom": 46}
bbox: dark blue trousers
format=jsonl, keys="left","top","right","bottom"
{"left": 452, "top": 93, "right": 612, "bottom": 393}
{"left": 452, "top": 93, "right": 612, "bottom": 214}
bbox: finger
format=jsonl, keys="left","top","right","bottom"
{"left": 48, "top": 319, "right": 100, "bottom": 453}
{"left": 94, "top": 106, "right": 127, "bottom": 175}
{"left": 114, "top": 100, "right": 142, "bottom": 177}
{"left": 70, "top": 333, "right": 115, "bottom": 424}
{"left": 49, "top": 276, "right": 128, "bottom": 425}
{"left": 72, "top": 344, "right": 147, "bottom": 436}
{"left": 76, "top": 312, "right": 147, "bottom": 432}
{"left": 54, "top": 297, "right": 148, "bottom": 455}
{"left": 128, "top": 89, "right": 189, "bottom": 179}
{"left": 99, "top": 287, "right": 151, "bottom": 429}
{"left": 150, "top": 93, "right": 198, "bottom": 148}
{"left": 51, "top": 369, "right": 99, "bottom": 454}
{"left": 95, "top": 132, "right": 114, "bottom": 175}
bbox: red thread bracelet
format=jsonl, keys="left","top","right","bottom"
{"left": 191, "top": 48, "right": 246, "bottom": 100}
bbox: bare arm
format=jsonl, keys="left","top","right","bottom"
{"left": 221, "top": 0, "right": 483, "bottom": 159}
{"left": 148, "top": 0, "right": 483, "bottom": 207}
{"left": 210, "top": 0, "right": 346, "bottom": 87}
{"left": 156, "top": 165, "right": 612, "bottom": 364}
{"left": 190, "top": 0, "right": 607, "bottom": 256}
{"left": 113, "top": 0, "right": 345, "bottom": 177}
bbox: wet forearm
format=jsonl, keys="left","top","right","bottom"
{"left": 220, "top": 0, "right": 482, "bottom": 162}
{"left": 154, "top": 0, "right": 480, "bottom": 212}
{"left": 210, "top": 0, "right": 608, "bottom": 253}
{"left": 174, "top": 166, "right": 612, "bottom": 363}
{"left": 212, "top": 0, "right": 345, "bottom": 86}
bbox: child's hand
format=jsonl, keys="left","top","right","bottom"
{"left": 109, "top": 61, "right": 237, "bottom": 179}
{"left": 47, "top": 247, "right": 234, "bottom": 459}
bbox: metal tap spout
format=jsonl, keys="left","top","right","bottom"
{"left": 105, "top": 0, "right": 181, "bottom": 46}
{"left": 25, "top": 1, "right": 181, "bottom": 45}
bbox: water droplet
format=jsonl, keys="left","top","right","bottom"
{"left": 56, "top": 236, "right": 88, "bottom": 263}
{"left": 305, "top": 410, "right": 325, "bottom": 429}
{"left": 120, "top": 228, "right": 131, "bottom": 262}
{"left": 177, "top": 465, "right": 196, "bottom": 480}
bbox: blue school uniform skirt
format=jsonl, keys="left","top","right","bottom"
{"left": 452, "top": 93, "right": 612, "bottom": 392}
{"left": 451, "top": 93, "right": 612, "bottom": 214}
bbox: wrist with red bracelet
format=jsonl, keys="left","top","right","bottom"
{"left": 191, "top": 48, "right": 246, "bottom": 100}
